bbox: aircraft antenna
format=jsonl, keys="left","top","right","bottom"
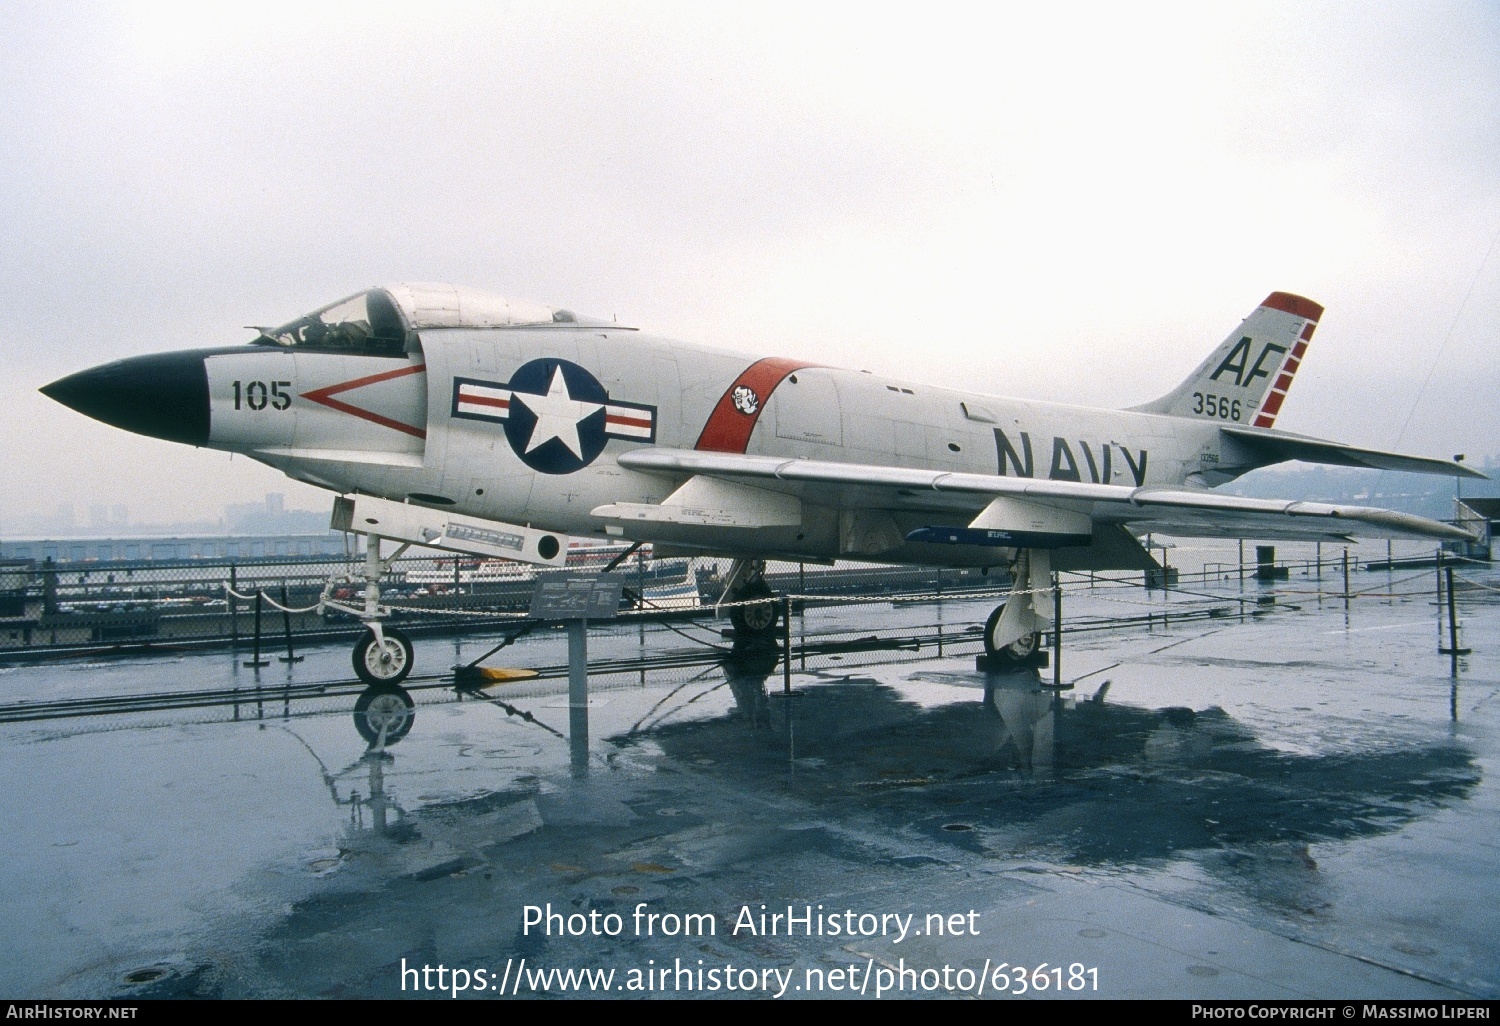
{"left": 1391, "top": 219, "right": 1500, "bottom": 449}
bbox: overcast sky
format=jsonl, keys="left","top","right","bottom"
{"left": 3, "top": 1, "right": 1497, "bottom": 529}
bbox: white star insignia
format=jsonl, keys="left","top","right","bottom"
{"left": 512, "top": 366, "right": 602, "bottom": 458}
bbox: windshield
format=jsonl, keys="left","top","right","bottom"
{"left": 255, "top": 289, "right": 411, "bottom": 355}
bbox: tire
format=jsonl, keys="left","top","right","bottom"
{"left": 983, "top": 603, "right": 1041, "bottom": 664}
{"left": 353, "top": 683, "right": 416, "bottom": 746}
{"left": 352, "top": 627, "right": 415, "bottom": 686}
{"left": 729, "top": 579, "right": 780, "bottom": 640}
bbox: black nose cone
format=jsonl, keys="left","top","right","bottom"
{"left": 41, "top": 350, "right": 210, "bottom": 447}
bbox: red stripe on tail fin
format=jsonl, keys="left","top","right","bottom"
{"left": 1262, "top": 292, "right": 1324, "bottom": 321}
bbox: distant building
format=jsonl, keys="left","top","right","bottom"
{"left": 0, "top": 532, "right": 349, "bottom": 565}
{"left": 226, "top": 494, "right": 326, "bottom": 535}
{"left": 1453, "top": 498, "right": 1499, "bottom": 562}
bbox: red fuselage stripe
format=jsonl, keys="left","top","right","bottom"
{"left": 694, "top": 357, "right": 818, "bottom": 453}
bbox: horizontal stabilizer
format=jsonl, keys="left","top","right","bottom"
{"left": 1222, "top": 427, "right": 1485, "bottom": 479}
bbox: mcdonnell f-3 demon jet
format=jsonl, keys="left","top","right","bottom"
{"left": 42, "top": 284, "right": 1480, "bottom": 685}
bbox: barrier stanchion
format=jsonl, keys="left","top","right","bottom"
{"left": 782, "top": 595, "right": 793, "bottom": 695}
{"left": 278, "top": 583, "right": 304, "bottom": 664}
{"left": 1440, "top": 564, "right": 1471, "bottom": 659}
{"left": 243, "top": 592, "right": 269, "bottom": 668}
{"left": 229, "top": 565, "right": 239, "bottom": 648}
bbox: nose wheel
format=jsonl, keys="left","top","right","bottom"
{"left": 353, "top": 626, "right": 415, "bottom": 687}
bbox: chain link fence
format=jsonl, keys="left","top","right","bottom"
{"left": 0, "top": 538, "right": 1492, "bottom": 738}
{"left": 2, "top": 538, "right": 1489, "bottom": 673}
{"left": 0, "top": 548, "right": 1013, "bottom": 658}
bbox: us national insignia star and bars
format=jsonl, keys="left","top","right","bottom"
{"left": 451, "top": 358, "right": 656, "bottom": 475}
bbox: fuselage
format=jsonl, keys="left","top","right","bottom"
{"left": 197, "top": 324, "right": 1235, "bottom": 565}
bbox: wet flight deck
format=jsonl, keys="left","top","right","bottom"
{"left": 1, "top": 544, "right": 1496, "bottom": 1000}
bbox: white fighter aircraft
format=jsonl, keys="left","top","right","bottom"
{"left": 41, "top": 284, "right": 1481, "bottom": 685}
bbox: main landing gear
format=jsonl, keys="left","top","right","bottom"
{"left": 980, "top": 549, "right": 1051, "bottom": 671}
{"left": 721, "top": 559, "right": 781, "bottom": 645}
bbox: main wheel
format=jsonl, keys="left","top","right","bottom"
{"left": 353, "top": 683, "right": 415, "bottom": 745}
{"left": 729, "top": 579, "right": 780, "bottom": 640}
{"left": 983, "top": 603, "right": 1041, "bottom": 665}
{"left": 352, "top": 627, "right": 415, "bottom": 686}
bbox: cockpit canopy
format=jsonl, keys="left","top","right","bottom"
{"left": 253, "top": 284, "right": 579, "bottom": 355}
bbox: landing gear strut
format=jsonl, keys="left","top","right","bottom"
{"left": 980, "top": 549, "right": 1051, "bottom": 670}
{"left": 721, "top": 559, "right": 781, "bottom": 644}
{"left": 320, "top": 533, "right": 417, "bottom": 685}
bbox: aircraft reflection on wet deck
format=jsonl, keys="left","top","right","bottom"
{"left": 0, "top": 562, "right": 1496, "bottom": 1000}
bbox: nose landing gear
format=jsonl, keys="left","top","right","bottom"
{"left": 319, "top": 532, "right": 419, "bottom": 686}
{"left": 314, "top": 533, "right": 420, "bottom": 746}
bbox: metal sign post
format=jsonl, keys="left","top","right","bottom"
{"left": 529, "top": 573, "right": 625, "bottom": 777}
{"left": 567, "top": 618, "right": 589, "bottom": 772}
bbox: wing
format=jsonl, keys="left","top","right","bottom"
{"left": 604, "top": 448, "right": 1472, "bottom": 545}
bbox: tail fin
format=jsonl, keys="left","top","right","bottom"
{"left": 1131, "top": 292, "right": 1323, "bottom": 428}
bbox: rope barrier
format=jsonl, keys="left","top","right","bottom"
{"left": 1454, "top": 574, "right": 1500, "bottom": 595}
{"left": 383, "top": 603, "right": 530, "bottom": 619}
{"left": 222, "top": 584, "right": 322, "bottom": 614}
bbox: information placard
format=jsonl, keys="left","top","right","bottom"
{"left": 528, "top": 572, "right": 626, "bottom": 621}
